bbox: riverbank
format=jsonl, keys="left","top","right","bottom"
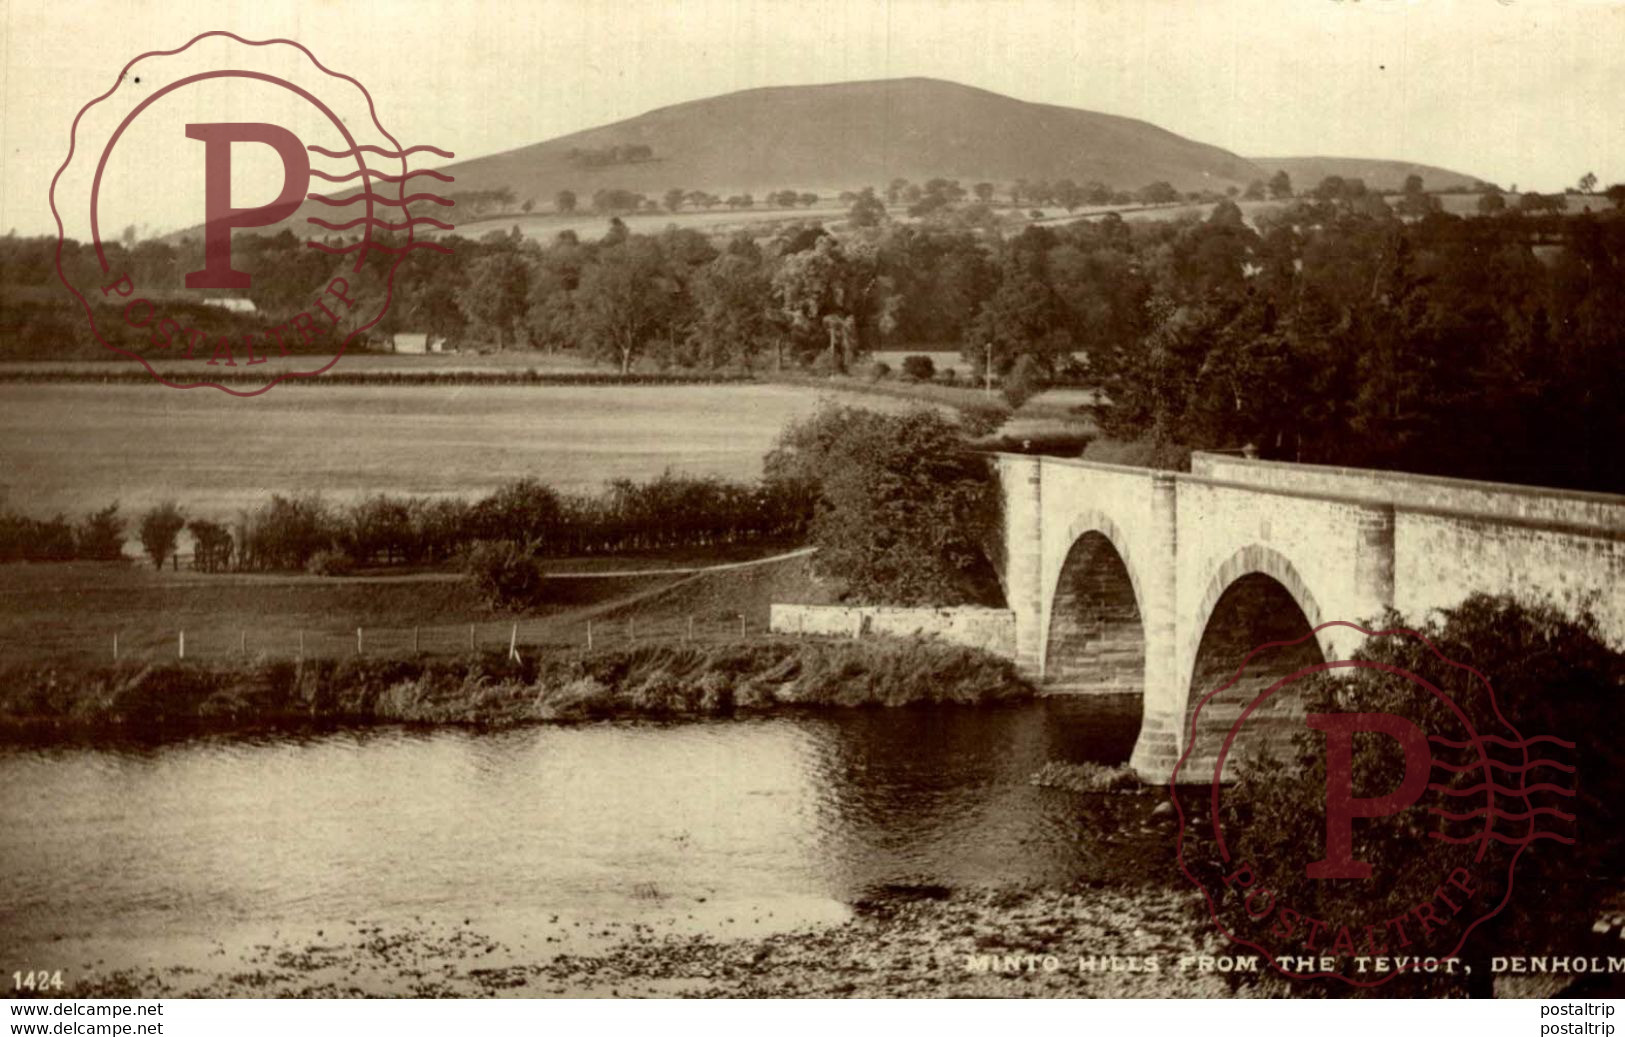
{"left": 0, "top": 638, "right": 1034, "bottom": 737}
{"left": 63, "top": 882, "right": 1241, "bottom": 998}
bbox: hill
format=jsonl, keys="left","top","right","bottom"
{"left": 1248, "top": 156, "right": 1483, "bottom": 193}
{"left": 344, "top": 77, "right": 1267, "bottom": 228}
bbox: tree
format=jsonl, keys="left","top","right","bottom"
{"left": 1477, "top": 191, "right": 1507, "bottom": 215}
{"left": 1001, "top": 352, "right": 1048, "bottom": 408}
{"left": 1579, "top": 171, "right": 1598, "bottom": 194}
{"left": 1243, "top": 179, "right": 1266, "bottom": 201}
{"left": 1402, "top": 173, "right": 1425, "bottom": 197}
{"left": 1268, "top": 169, "right": 1293, "bottom": 199}
{"left": 664, "top": 188, "right": 685, "bottom": 213}
{"left": 797, "top": 192, "right": 818, "bottom": 208}
{"left": 463, "top": 540, "right": 545, "bottom": 612}
{"left": 572, "top": 237, "right": 676, "bottom": 373}
{"left": 74, "top": 503, "right": 125, "bottom": 561}
{"left": 187, "top": 518, "right": 233, "bottom": 572}
{"left": 555, "top": 189, "right": 577, "bottom": 214}
{"left": 1607, "top": 184, "right": 1625, "bottom": 210}
{"left": 520, "top": 199, "right": 534, "bottom": 215}
{"left": 1138, "top": 181, "right": 1179, "bottom": 205}
{"left": 689, "top": 251, "right": 773, "bottom": 369}
{"left": 764, "top": 406, "right": 999, "bottom": 605}
{"left": 1053, "top": 179, "right": 1085, "bottom": 212}
{"left": 770, "top": 235, "right": 892, "bottom": 372}
{"left": 138, "top": 501, "right": 186, "bottom": 570}
{"left": 847, "top": 188, "right": 886, "bottom": 228}
{"left": 973, "top": 182, "right": 995, "bottom": 204}
{"left": 456, "top": 251, "right": 531, "bottom": 349}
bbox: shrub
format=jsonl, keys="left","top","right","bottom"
{"left": 463, "top": 540, "right": 545, "bottom": 611}
{"left": 764, "top": 404, "right": 1000, "bottom": 605}
{"left": 867, "top": 361, "right": 891, "bottom": 381}
{"left": 74, "top": 503, "right": 126, "bottom": 561}
{"left": 306, "top": 549, "right": 355, "bottom": 577}
{"left": 138, "top": 502, "right": 186, "bottom": 570}
{"left": 901, "top": 354, "right": 936, "bottom": 382}
{"left": 1221, "top": 596, "right": 1625, "bottom": 996}
{"left": 935, "top": 368, "right": 958, "bottom": 386}
{"left": 1001, "top": 354, "right": 1049, "bottom": 409}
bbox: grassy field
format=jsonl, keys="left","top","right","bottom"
{"left": 0, "top": 382, "right": 927, "bottom": 520}
{"left": 0, "top": 547, "right": 836, "bottom": 666}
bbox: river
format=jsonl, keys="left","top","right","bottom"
{"left": 0, "top": 699, "right": 1153, "bottom": 991}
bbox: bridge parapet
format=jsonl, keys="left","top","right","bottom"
{"left": 1192, "top": 452, "right": 1625, "bottom": 533}
{"left": 994, "top": 451, "right": 1625, "bottom": 784}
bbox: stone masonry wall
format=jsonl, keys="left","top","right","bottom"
{"left": 769, "top": 604, "right": 1018, "bottom": 657}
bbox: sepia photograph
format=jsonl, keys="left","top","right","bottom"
{"left": 1, "top": 0, "right": 1623, "bottom": 1023}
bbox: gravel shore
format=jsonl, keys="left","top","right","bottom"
{"left": 69, "top": 884, "right": 1244, "bottom": 998}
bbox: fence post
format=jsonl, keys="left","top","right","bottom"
{"left": 687, "top": 616, "right": 693, "bottom": 642}
{"left": 356, "top": 627, "right": 363, "bottom": 656}
{"left": 178, "top": 630, "right": 185, "bottom": 659}
{"left": 741, "top": 615, "right": 747, "bottom": 638}
{"left": 469, "top": 624, "right": 476, "bottom": 652}
{"left": 587, "top": 620, "right": 593, "bottom": 651}
{"left": 298, "top": 630, "right": 305, "bottom": 660}
{"left": 113, "top": 632, "right": 118, "bottom": 662}
{"left": 413, "top": 627, "right": 420, "bottom": 654}
{"left": 240, "top": 630, "right": 247, "bottom": 656}
{"left": 508, "top": 622, "right": 519, "bottom": 663}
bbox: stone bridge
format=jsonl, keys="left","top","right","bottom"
{"left": 994, "top": 451, "right": 1625, "bottom": 784}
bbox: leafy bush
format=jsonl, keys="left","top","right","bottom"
{"left": 901, "top": 354, "right": 936, "bottom": 382}
{"left": 765, "top": 404, "right": 1000, "bottom": 605}
{"left": 867, "top": 361, "right": 891, "bottom": 381}
{"left": 463, "top": 540, "right": 546, "bottom": 611}
{"left": 1001, "top": 354, "right": 1048, "bottom": 409}
{"left": 137, "top": 502, "right": 186, "bottom": 570}
{"left": 74, "top": 503, "right": 126, "bottom": 561}
{"left": 1221, "top": 596, "right": 1625, "bottom": 996}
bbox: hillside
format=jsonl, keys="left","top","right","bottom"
{"left": 300, "top": 77, "right": 1262, "bottom": 231}
{"left": 1249, "top": 156, "right": 1483, "bottom": 193}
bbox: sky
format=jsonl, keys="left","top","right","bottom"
{"left": 4, "top": 0, "right": 1624, "bottom": 237}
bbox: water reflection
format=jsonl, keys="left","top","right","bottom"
{"left": 0, "top": 698, "right": 1144, "bottom": 960}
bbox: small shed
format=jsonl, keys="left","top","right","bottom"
{"left": 391, "top": 332, "right": 444, "bottom": 354}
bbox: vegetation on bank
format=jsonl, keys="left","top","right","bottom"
{"left": 765, "top": 405, "right": 1003, "bottom": 607}
{"left": 1219, "top": 595, "right": 1625, "bottom": 997}
{"left": 0, "top": 638, "right": 1033, "bottom": 735}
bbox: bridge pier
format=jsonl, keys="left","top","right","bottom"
{"left": 1001, "top": 455, "right": 1045, "bottom": 674}
{"left": 994, "top": 451, "right": 1622, "bottom": 787}
{"left": 1129, "top": 472, "right": 1182, "bottom": 782}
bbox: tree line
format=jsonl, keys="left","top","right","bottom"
{"left": 0, "top": 473, "right": 811, "bottom": 574}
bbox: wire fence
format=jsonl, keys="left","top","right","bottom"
{"left": 14, "top": 613, "right": 783, "bottom": 668}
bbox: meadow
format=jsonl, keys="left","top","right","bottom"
{"left": 0, "top": 382, "right": 925, "bottom": 520}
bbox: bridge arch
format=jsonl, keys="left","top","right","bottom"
{"left": 1043, "top": 512, "right": 1147, "bottom": 702}
{"left": 1180, "top": 545, "right": 1330, "bottom": 783}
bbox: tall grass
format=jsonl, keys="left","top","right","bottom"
{"left": 0, "top": 637, "right": 1032, "bottom": 735}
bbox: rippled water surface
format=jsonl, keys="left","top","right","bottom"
{"left": 0, "top": 700, "right": 1143, "bottom": 965}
